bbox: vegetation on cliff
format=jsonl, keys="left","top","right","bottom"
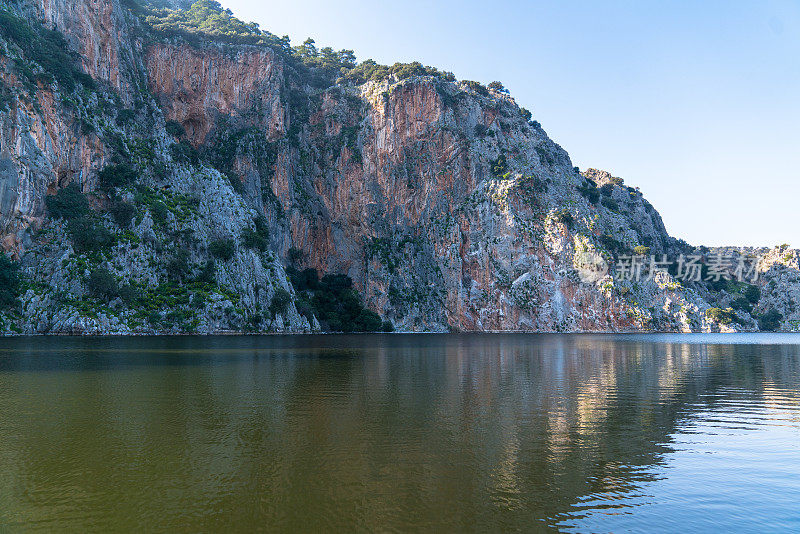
{"left": 139, "top": 0, "right": 287, "bottom": 47}
{"left": 0, "top": 7, "right": 94, "bottom": 93}
{"left": 0, "top": 254, "right": 21, "bottom": 310}
{"left": 136, "top": 0, "right": 464, "bottom": 89}
{"left": 286, "top": 265, "right": 391, "bottom": 333}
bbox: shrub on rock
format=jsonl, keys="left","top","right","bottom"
{"left": 97, "top": 164, "right": 136, "bottom": 191}
{"left": 108, "top": 200, "right": 135, "bottom": 227}
{"left": 209, "top": 238, "right": 235, "bottom": 260}
{"left": 46, "top": 184, "right": 88, "bottom": 220}
{"left": 68, "top": 217, "right": 114, "bottom": 253}
{"left": 0, "top": 254, "right": 21, "bottom": 309}
{"left": 269, "top": 288, "right": 292, "bottom": 319}
{"left": 758, "top": 309, "right": 783, "bottom": 331}
{"left": 706, "top": 307, "right": 737, "bottom": 325}
{"left": 87, "top": 268, "right": 119, "bottom": 301}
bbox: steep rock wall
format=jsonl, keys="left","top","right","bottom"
{"left": 0, "top": 0, "right": 313, "bottom": 334}
{"left": 146, "top": 43, "right": 285, "bottom": 145}
{"left": 0, "top": 0, "right": 798, "bottom": 333}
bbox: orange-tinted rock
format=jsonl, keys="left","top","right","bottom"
{"left": 146, "top": 43, "right": 284, "bottom": 145}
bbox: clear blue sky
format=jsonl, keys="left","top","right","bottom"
{"left": 223, "top": 0, "right": 800, "bottom": 247}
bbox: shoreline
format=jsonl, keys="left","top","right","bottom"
{"left": 1, "top": 330, "right": 796, "bottom": 338}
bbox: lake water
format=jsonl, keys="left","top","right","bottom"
{"left": 0, "top": 334, "right": 798, "bottom": 532}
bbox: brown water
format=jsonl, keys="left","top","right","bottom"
{"left": 0, "top": 334, "right": 798, "bottom": 532}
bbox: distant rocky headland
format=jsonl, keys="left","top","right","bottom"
{"left": 0, "top": 0, "right": 797, "bottom": 334}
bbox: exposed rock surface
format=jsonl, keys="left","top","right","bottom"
{"left": 146, "top": 43, "right": 284, "bottom": 144}
{"left": 0, "top": 0, "right": 797, "bottom": 334}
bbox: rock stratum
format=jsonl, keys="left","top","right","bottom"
{"left": 0, "top": 0, "right": 798, "bottom": 334}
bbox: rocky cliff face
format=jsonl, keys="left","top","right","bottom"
{"left": 0, "top": 0, "right": 311, "bottom": 334}
{"left": 146, "top": 42, "right": 284, "bottom": 144}
{"left": 0, "top": 0, "right": 797, "bottom": 334}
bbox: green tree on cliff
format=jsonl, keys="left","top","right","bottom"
{"left": 0, "top": 254, "right": 21, "bottom": 310}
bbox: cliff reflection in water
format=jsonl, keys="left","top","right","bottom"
{"left": 0, "top": 334, "right": 798, "bottom": 532}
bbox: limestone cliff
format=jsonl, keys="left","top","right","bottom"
{"left": 0, "top": 0, "right": 797, "bottom": 334}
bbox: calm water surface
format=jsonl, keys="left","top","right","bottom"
{"left": 0, "top": 334, "right": 798, "bottom": 532}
